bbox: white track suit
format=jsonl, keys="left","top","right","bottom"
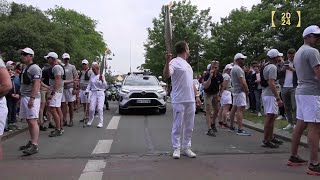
{"left": 169, "top": 57, "right": 196, "bottom": 150}
{"left": 86, "top": 74, "right": 107, "bottom": 127}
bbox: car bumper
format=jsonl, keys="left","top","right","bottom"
{"left": 119, "top": 98, "right": 166, "bottom": 109}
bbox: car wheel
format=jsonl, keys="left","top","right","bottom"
{"left": 119, "top": 106, "right": 126, "bottom": 115}
{"left": 159, "top": 108, "right": 166, "bottom": 114}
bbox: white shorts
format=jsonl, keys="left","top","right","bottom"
{"left": 296, "top": 95, "right": 320, "bottom": 123}
{"left": 220, "top": 91, "right": 232, "bottom": 106}
{"left": 232, "top": 92, "right": 246, "bottom": 107}
{"left": 262, "top": 96, "right": 278, "bottom": 115}
{"left": 19, "top": 96, "right": 41, "bottom": 119}
{"left": 0, "top": 98, "right": 8, "bottom": 136}
{"left": 62, "top": 88, "right": 76, "bottom": 103}
{"left": 49, "top": 92, "right": 63, "bottom": 107}
{"left": 80, "top": 90, "right": 90, "bottom": 104}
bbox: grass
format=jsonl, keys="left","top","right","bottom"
{"left": 243, "top": 110, "right": 291, "bottom": 131}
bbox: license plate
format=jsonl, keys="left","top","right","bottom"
{"left": 136, "top": 99, "right": 151, "bottom": 103}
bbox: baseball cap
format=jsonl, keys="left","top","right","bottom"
{"left": 224, "top": 64, "right": 233, "bottom": 70}
{"left": 267, "top": 49, "right": 280, "bottom": 58}
{"left": 21, "top": 47, "right": 34, "bottom": 55}
{"left": 62, "top": 53, "right": 70, "bottom": 59}
{"left": 302, "top": 25, "right": 320, "bottom": 37}
{"left": 82, "top": 59, "right": 89, "bottom": 64}
{"left": 6, "top": 60, "right": 15, "bottom": 66}
{"left": 279, "top": 53, "right": 284, "bottom": 57}
{"left": 92, "top": 62, "right": 98, "bottom": 65}
{"left": 234, "top": 53, "right": 247, "bottom": 60}
{"left": 44, "top": 52, "right": 58, "bottom": 59}
{"left": 207, "top": 64, "right": 211, "bottom": 70}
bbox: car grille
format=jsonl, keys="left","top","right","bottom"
{"left": 129, "top": 92, "right": 158, "bottom": 98}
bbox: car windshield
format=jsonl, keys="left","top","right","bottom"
{"left": 124, "top": 76, "right": 159, "bottom": 86}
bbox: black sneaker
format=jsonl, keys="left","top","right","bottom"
{"left": 307, "top": 163, "right": 320, "bottom": 176}
{"left": 228, "top": 126, "right": 236, "bottom": 132}
{"left": 218, "top": 121, "right": 223, "bottom": 126}
{"left": 48, "top": 122, "right": 55, "bottom": 129}
{"left": 206, "top": 129, "right": 216, "bottom": 137}
{"left": 211, "top": 124, "right": 218, "bottom": 132}
{"left": 22, "top": 144, "right": 38, "bottom": 155}
{"left": 262, "top": 140, "right": 279, "bottom": 148}
{"left": 271, "top": 137, "right": 283, "bottom": 145}
{"left": 63, "top": 121, "right": 68, "bottom": 127}
{"left": 39, "top": 125, "right": 47, "bottom": 131}
{"left": 19, "top": 141, "right": 32, "bottom": 151}
{"left": 48, "top": 129, "right": 63, "bottom": 137}
{"left": 287, "top": 155, "right": 308, "bottom": 166}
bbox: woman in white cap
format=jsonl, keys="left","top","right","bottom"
{"left": 85, "top": 63, "right": 107, "bottom": 128}
{"left": 79, "top": 59, "right": 93, "bottom": 122}
{"left": 218, "top": 64, "right": 233, "bottom": 128}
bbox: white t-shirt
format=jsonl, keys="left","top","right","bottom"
{"left": 283, "top": 61, "right": 294, "bottom": 88}
{"left": 169, "top": 57, "right": 195, "bottom": 103}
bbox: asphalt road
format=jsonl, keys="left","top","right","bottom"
{"left": 0, "top": 101, "right": 318, "bottom": 180}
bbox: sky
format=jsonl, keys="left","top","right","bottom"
{"left": 9, "top": 0, "right": 261, "bottom": 75}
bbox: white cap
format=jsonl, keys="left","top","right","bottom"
{"left": 302, "top": 25, "right": 320, "bottom": 37}
{"left": 62, "top": 53, "right": 70, "bottom": 59}
{"left": 279, "top": 53, "right": 284, "bottom": 57}
{"left": 44, "top": 52, "right": 58, "bottom": 59}
{"left": 22, "top": 47, "right": 34, "bottom": 55}
{"left": 207, "top": 64, "right": 211, "bottom": 70}
{"left": 82, "top": 59, "right": 89, "bottom": 64}
{"left": 267, "top": 49, "right": 280, "bottom": 58}
{"left": 234, "top": 53, "right": 247, "bottom": 60}
{"left": 6, "top": 60, "right": 15, "bottom": 66}
{"left": 92, "top": 62, "right": 98, "bottom": 65}
{"left": 224, "top": 64, "right": 233, "bottom": 70}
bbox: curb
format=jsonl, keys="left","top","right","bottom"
{"left": 1, "top": 127, "right": 28, "bottom": 142}
{"left": 242, "top": 119, "right": 320, "bottom": 150}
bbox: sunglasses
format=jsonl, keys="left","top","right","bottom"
{"left": 7, "top": 69, "right": 14, "bottom": 71}
{"left": 82, "top": 63, "right": 87, "bottom": 65}
{"left": 21, "top": 53, "right": 31, "bottom": 56}
{"left": 211, "top": 60, "right": 219, "bottom": 64}
{"left": 63, "top": 58, "right": 70, "bottom": 60}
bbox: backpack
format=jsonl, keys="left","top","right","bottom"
{"left": 49, "top": 64, "right": 66, "bottom": 80}
{"left": 20, "top": 63, "right": 36, "bottom": 85}
{"left": 79, "top": 69, "right": 90, "bottom": 81}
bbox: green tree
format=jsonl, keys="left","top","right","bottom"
{"left": 142, "top": 0, "right": 212, "bottom": 77}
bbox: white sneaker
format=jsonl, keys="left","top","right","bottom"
{"left": 257, "top": 112, "right": 262, "bottom": 117}
{"left": 97, "top": 123, "right": 103, "bottom": 128}
{"left": 183, "top": 148, "right": 196, "bottom": 158}
{"left": 86, "top": 120, "right": 93, "bottom": 126}
{"left": 276, "top": 115, "right": 285, "bottom": 120}
{"left": 282, "top": 124, "right": 293, "bottom": 131}
{"left": 172, "top": 149, "right": 180, "bottom": 159}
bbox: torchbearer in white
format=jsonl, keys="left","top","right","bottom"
{"left": 85, "top": 63, "right": 107, "bottom": 128}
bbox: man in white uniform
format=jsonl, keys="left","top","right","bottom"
{"left": 0, "top": 57, "right": 12, "bottom": 159}
{"left": 79, "top": 59, "right": 93, "bottom": 122}
{"left": 46, "top": 52, "right": 65, "bottom": 137}
{"left": 18, "top": 47, "right": 42, "bottom": 155}
{"left": 61, "top": 53, "right": 78, "bottom": 127}
{"left": 292, "top": 25, "right": 320, "bottom": 175}
{"left": 163, "top": 41, "right": 201, "bottom": 159}
{"left": 261, "top": 49, "right": 284, "bottom": 148}
{"left": 229, "top": 53, "right": 251, "bottom": 136}
{"left": 85, "top": 63, "right": 107, "bottom": 128}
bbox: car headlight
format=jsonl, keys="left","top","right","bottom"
{"left": 121, "top": 89, "right": 130, "bottom": 94}
{"left": 157, "top": 89, "right": 164, "bottom": 94}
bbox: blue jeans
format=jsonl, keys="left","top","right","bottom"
{"left": 254, "top": 89, "right": 262, "bottom": 113}
{"left": 6, "top": 98, "right": 17, "bottom": 125}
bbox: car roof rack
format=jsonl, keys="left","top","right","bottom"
{"left": 127, "top": 71, "right": 153, "bottom": 76}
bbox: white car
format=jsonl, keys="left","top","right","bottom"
{"left": 118, "top": 73, "right": 167, "bottom": 114}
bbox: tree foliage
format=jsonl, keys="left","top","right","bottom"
{"left": 143, "top": 0, "right": 320, "bottom": 77}
{"left": 0, "top": 1, "right": 106, "bottom": 68}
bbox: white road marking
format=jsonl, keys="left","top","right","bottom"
{"left": 78, "top": 160, "right": 106, "bottom": 180}
{"left": 106, "top": 116, "right": 121, "bottom": 129}
{"left": 92, "top": 140, "right": 113, "bottom": 154}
